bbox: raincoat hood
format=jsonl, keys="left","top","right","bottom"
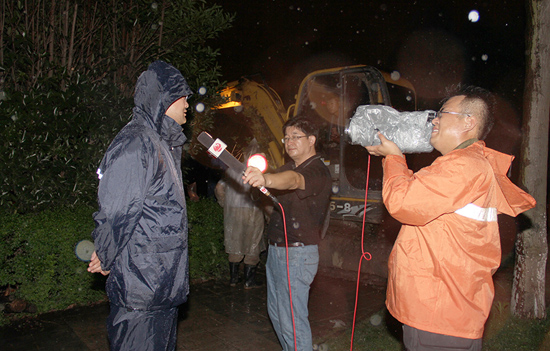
{"left": 482, "top": 144, "right": 536, "bottom": 216}
{"left": 133, "top": 60, "right": 193, "bottom": 136}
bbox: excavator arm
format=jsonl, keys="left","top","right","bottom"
{"left": 217, "top": 78, "right": 288, "bottom": 168}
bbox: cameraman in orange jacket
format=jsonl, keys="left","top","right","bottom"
{"left": 366, "top": 86, "right": 536, "bottom": 351}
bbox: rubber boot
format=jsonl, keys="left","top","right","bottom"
{"left": 244, "top": 264, "right": 262, "bottom": 289}
{"left": 229, "top": 262, "right": 240, "bottom": 287}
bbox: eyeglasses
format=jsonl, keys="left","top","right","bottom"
{"left": 282, "top": 135, "right": 308, "bottom": 144}
{"left": 436, "top": 110, "right": 470, "bottom": 119}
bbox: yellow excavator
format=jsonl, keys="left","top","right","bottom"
{"left": 213, "top": 65, "right": 417, "bottom": 225}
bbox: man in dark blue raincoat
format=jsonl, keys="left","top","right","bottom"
{"left": 88, "top": 60, "right": 192, "bottom": 351}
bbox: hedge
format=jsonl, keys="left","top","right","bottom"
{"left": 0, "top": 198, "right": 225, "bottom": 325}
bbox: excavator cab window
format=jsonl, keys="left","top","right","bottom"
{"left": 296, "top": 68, "right": 387, "bottom": 193}
{"left": 294, "top": 67, "right": 411, "bottom": 222}
{"left": 294, "top": 74, "right": 343, "bottom": 174}
{"left": 341, "top": 72, "right": 383, "bottom": 191}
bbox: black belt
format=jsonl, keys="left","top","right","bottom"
{"left": 268, "top": 239, "right": 305, "bottom": 247}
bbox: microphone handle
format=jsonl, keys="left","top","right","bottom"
{"left": 259, "top": 186, "right": 280, "bottom": 205}
{"left": 198, "top": 132, "right": 280, "bottom": 205}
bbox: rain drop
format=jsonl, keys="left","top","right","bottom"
{"left": 468, "top": 10, "right": 479, "bottom": 23}
{"left": 390, "top": 71, "right": 401, "bottom": 81}
{"left": 370, "top": 314, "right": 382, "bottom": 326}
{"left": 195, "top": 103, "right": 205, "bottom": 113}
{"left": 198, "top": 86, "right": 207, "bottom": 95}
{"left": 481, "top": 54, "right": 489, "bottom": 61}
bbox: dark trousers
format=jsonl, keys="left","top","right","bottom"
{"left": 403, "top": 325, "right": 482, "bottom": 351}
{"left": 107, "top": 305, "right": 178, "bottom": 351}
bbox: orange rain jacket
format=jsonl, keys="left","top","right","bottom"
{"left": 383, "top": 141, "right": 536, "bottom": 339}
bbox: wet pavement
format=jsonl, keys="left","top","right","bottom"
{"left": 0, "top": 268, "right": 387, "bottom": 351}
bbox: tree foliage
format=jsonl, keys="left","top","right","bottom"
{"left": 0, "top": 0, "right": 234, "bottom": 213}
{"left": 1, "top": 0, "right": 233, "bottom": 94}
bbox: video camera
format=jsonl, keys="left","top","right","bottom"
{"left": 345, "top": 105, "right": 436, "bottom": 154}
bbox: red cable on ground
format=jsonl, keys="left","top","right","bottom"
{"left": 279, "top": 202, "right": 298, "bottom": 351}
{"left": 350, "top": 154, "right": 373, "bottom": 351}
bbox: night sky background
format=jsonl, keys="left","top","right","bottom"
{"left": 195, "top": 0, "right": 529, "bottom": 180}
{"left": 209, "top": 0, "right": 527, "bottom": 112}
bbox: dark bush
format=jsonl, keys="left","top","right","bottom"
{"left": 0, "top": 0, "right": 234, "bottom": 214}
{"left": 0, "top": 199, "right": 225, "bottom": 325}
{"left": 0, "top": 205, "right": 107, "bottom": 319}
{"left": 187, "top": 198, "right": 226, "bottom": 280}
{"left": 0, "top": 79, "right": 132, "bottom": 214}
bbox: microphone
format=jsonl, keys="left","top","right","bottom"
{"left": 197, "top": 132, "right": 280, "bottom": 204}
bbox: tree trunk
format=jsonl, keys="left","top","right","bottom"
{"left": 511, "top": 0, "right": 550, "bottom": 319}
{"left": 67, "top": 3, "right": 77, "bottom": 75}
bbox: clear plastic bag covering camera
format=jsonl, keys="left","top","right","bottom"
{"left": 345, "top": 105, "right": 436, "bottom": 154}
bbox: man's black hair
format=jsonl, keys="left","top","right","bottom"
{"left": 283, "top": 115, "right": 319, "bottom": 148}
{"left": 443, "top": 84, "right": 496, "bottom": 140}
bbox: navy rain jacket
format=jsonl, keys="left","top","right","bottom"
{"left": 92, "top": 61, "right": 193, "bottom": 311}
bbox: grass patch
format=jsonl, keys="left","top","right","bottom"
{"left": 483, "top": 309, "right": 550, "bottom": 350}
{"left": 322, "top": 306, "right": 550, "bottom": 351}
{"left": 323, "top": 310, "right": 402, "bottom": 351}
